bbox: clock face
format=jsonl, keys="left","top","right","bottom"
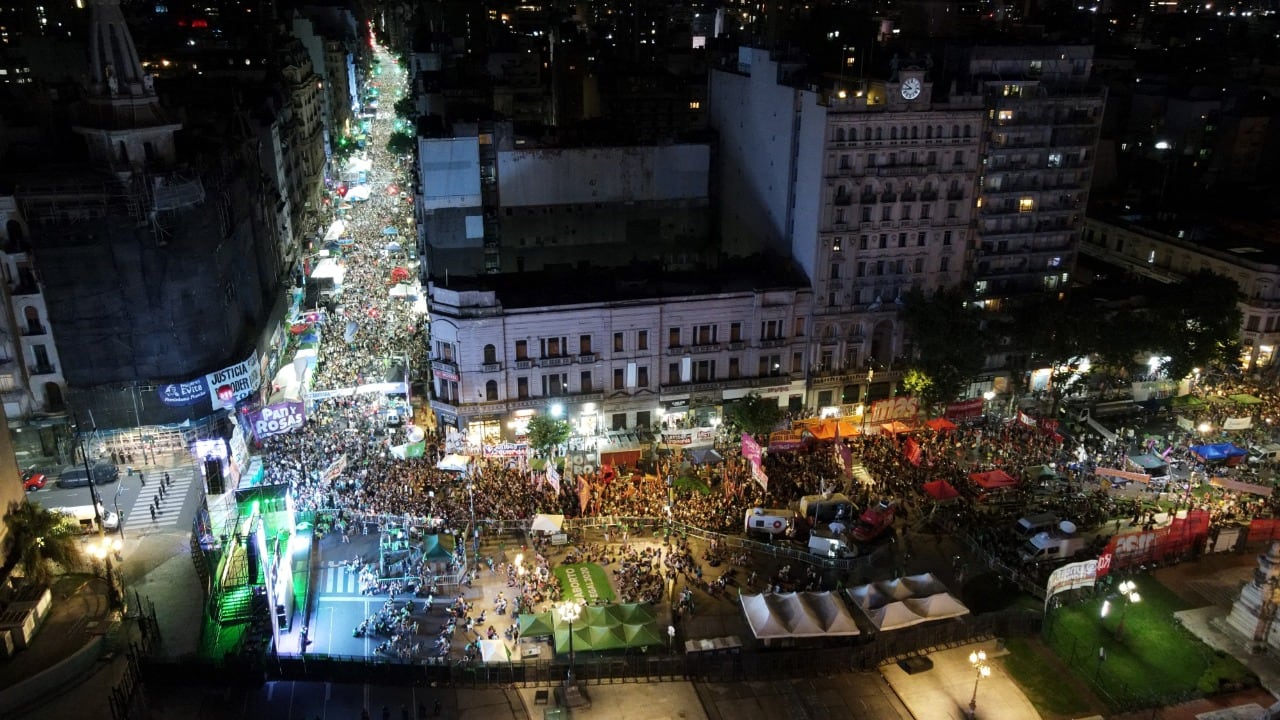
{"left": 901, "top": 77, "right": 922, "bottom": 100}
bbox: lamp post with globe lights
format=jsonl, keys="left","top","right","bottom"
{"left": 558, "top": 599, "right": 586, "bottom": 706}
{"left": 968, "top": 649, "right": 991, "bottom": 718}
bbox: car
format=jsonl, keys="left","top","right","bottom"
{"left": 22, "top": 469, "right": 47, "bottom": 491}
{"left": 56, "top": 462, "right": 120, "bottom": 489}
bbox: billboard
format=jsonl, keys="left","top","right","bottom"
{"left": 206, "top": 351, "right": 262, "bottom": 411}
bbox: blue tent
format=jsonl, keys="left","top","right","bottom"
{"left": 382, "top": 226, "right": 399, "bottom": 236}
{"left": 1190, "top": 443, "right": 1248, "bottom": 462}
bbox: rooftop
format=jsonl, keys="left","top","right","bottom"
{"left": 432, "top": 256, "right": 811, "bottom": 310}
{"left": 1105, "top": 213, "right": 1280, "bottom": 270}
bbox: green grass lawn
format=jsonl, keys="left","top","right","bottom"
{"left": 1043, "top": 578, "right": 1257, "bottom": 708}
{"left": 1000, "top": 637, "right": 1096, "bottom": 718}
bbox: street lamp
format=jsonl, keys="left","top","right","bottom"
{"left": 1115, "top": 579, "right": 1141, "bottom": 639}
{"left": 968, "top": 649, "right": 991, "bottom": 717}
{"left": 90, "top": 536, "right": 124, "bottom": 610}
{"left": 558, "top": 599, "right": 584, "bottom": 699}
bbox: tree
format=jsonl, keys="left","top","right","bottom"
{"left": 525, "top": 414, "right": 571, "bottom": 458}
{"left": 898, "top": 288, "right": 989, "bottom": 408}
{"left": 3, "top": 500, "right": 85, "bottom": 585}
{"left": 1154, "top": 270, "right": 1242, "bottom": 379}
{"left": 393, "top": 96, "right": 416, "bottom": 120}
{"left": 386, "top": 131, "right": 416, "bottom": 157}
{"left": 724, "top": 393, "right": 784, "bottom": 438}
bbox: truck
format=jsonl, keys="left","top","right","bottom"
{"left": 1019, "top": 521, "right": 1087, "bottom": 564}
{"left": 50, "top": 505, "right": 119, "bottom": 534}
{"left": 852, "top": 500, "right": 897, "bottom": 542}
{"left": 1014, "top": 513, "right": 1059, "bottom": 540}
{"left": 808, "top": 526, "right": 855, "bottom": 558}
{"left": 744, "top": 508, "right": 795, "bottom": 537}
{"left": 799, "top": 493, "right": 854, "bottom": 523}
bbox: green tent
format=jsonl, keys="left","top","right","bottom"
{"left": 422, "top": 534, "right": 455, "bottom": 562}
{"left": 553, "top": 624, "right": 597, "bottom": 653}
{"left": 1170, "top": 395, "right": 1205, "bottom": 408}
{"left": 621, "top": 622, "right": 664, "bottom": 647}
{"left": 518, "top": 612, "right": 557, "bottom": 638}
{"left": 1230, "top": 394, "right": 1265, "bottom": 405}
{"left": 609, "top": 603, "right": 657, "bottom": 625}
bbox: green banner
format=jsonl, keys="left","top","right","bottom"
{"left": 553, "top": 563, "right": 616, "bottom": 604}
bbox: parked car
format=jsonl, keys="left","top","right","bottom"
{"left": 852, "top": 500, "right": 898, "bottom": 543}
{"left": 56, "top": 462, "right": 120, "bottom": 489}
{"left": 22, "top": 468, "right": 47, "bottom": 491}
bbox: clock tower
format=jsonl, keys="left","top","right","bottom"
{"left": 887, "top": 68, "right": 931, "bottom": 109}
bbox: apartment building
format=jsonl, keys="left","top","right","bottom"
{"left": 427, "top": 264, "right": 812, "bottom": 442}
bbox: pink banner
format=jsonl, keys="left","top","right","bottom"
{"left": 944, "top": 398, "right": 984, "bottom": 420}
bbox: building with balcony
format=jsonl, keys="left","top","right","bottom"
{"left": 0, "top": 195, "right": 59, "bottom": 419}
{"left": 1080, "top": 214, "right": 1280, "bottom": 370}
{"left": 426, "top": 260, "right": 812, "bottom": 444}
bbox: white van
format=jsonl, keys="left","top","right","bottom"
{"left": 744, "top": 508, "right": 795, "bottom": 537}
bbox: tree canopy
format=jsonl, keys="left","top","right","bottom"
{"left": 386, "top": 131, "right": 416, "bottom": 156}
{"left": 1152, "top": 271, "right": 1242, "bottom": 379}
{"left": 525, "top": 414, "right": 571, "bottom": 457}
{"left": 898, "top": 288, "right": 990, "bottom": 407}
{"left": 724, "top": 393, "right": 784, "bottom": 438}
{"left": 3, "top": 501, "right": 84, "bottom": 585}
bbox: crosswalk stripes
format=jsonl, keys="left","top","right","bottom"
{"left": 123, "top": 465, "right": 198, "bottom": 530}
{"left": 316, "top": 566, "right": 362, "bottom": 596}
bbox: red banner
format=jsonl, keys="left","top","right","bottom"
{"left": 1248, "top": 518, "right": 1280, "bottom": 543}
{"left": 944, "top": 398, "right": 984, "bottom": 420}
{"left": 903, "top": 437, "right": 923, "bottom": 466}
{"left": 1096, "top": 510, "right": 1209, "bottom": 577}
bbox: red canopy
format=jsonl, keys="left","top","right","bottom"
{"left": 968, "top": 470, "right": 1018, "bottom": 490}
{"left": 925, "top": 417, "right": 957, "bottom": 433}
{"left": 922, "top": 479, "right": 960, "bottom": 502}
{"left": 880, "top": 421, "right": 913, "bottom": 435}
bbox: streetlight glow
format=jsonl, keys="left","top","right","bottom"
{"left": 968, "top": 649, "right": 991, "bottom": 717}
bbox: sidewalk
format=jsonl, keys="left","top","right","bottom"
{"left": 880, "top": 640, "right": 1040, "bottom": 720}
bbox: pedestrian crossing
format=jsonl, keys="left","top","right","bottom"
{"left": 316, "top": 565, "right": 363, "bottom": 596}
{"left": 122, "top": 465, "right": 198, "bottom": 531}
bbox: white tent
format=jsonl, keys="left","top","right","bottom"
{"left": 871, "top": 578, "right": 916, "bottom": 603}
{"left": 479, "top": 639, "right": 512, "bottom": 663}
{"left": 530, "top": 514, "right": 565, "bottom": 533}
{"left": 740, "top": 592, "right": 861, "bottom": 640}
{"left": 389, "top": 283, "right": 416, "bottom": 298}
{"left": 845, "top": 584, "right": 892, "bottom": 612}
{"left": 904, "top": 593, "right": 971, "bottom": 621}
{"left": 868, "top": 601, "right": 928, "bottom": 631}
{"left": 900, "top": 573, "right": 949, "bottom": 597}
{"left": 311, "top": 258, "right": 346, "bottom": 283}
{"left": 323, "top": 220, "right": 346, "bottom": 242}
{"left": 347, "top": 184, "right": 373, "bottom": 202}
{"left": 345, "top": 157, "right": 372, "bottom": 174}
{"left": 436, "top": 453, "right": 471, "bottom": 472}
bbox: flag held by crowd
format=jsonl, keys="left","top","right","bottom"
{"left": 546, "top": 461, "right": 561, "bottom": 493}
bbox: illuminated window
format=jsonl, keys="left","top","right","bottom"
{"left": 688, "top": 101, "right": 701, "bottom": 110}
{"left": 1018, "top": 197, "right": 1034, "bottom": 213}
{"left": 997, "top": 110, "right": 1014, "bottom": 122}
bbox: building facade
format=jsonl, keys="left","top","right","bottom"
{"left": 1081, "top": 215, "right": 1280, "bottom": 370}
{"left": 427, "top": 272, "right": 812, "bottom": 443}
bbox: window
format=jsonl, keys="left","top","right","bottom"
{"left": 861, "top": 207, "right": 872, "bottom": 223}
{"left": 830, "top": 263, "right": 841, "bottom": 279}
{"left": 614, "top": 368, "right": 625, "bottom": 390}
{"left": 729, "top": 322, "right": 742, "bottom": 342}
{"left": 946, "top": 203, "right": 958, "bottom": 219}
{"left": 997, "top": 109, "right": 1014, "bottom": 122}
{"left": 689, "top": 100, "right": 701, "bottom": 109}
{"left": 542, "top": 373, "right": 568, "bottom": 396}
{"left": 579, "top": 335, "right": 592, "bottom": 354}
{"left": 437, "top": 342, "right": 456, "bottom": 362}
{"left": 860, "top": 236, "right": 868, "bottom": 250}
{"left": 581, "top": 371, "right": 593, "bottom": 392}
{"left": 668, "top": 328, "right": 681, "bottom": 348}
{"left": 914, "top": 258, "right": 924, "bottom": 273}
{"left": 898, "top": 233, "right": 907, "bottom": 248}
{"left": 1019, "top": 197, "right": 1034, "bottom": 213}
{"left": 1147, "top": 249, "right": 1156, "bottom": 264}
{"left": 515, "top": 340, "right": 528, "bottom": 360}
{"left": 943, "top": 231, "right": 953, "bottom": 246}
{"left": 1047, "top": 152, "right": 1063, "bottom": 168}
{"left": 694, "top": 360, "right": 715, "bottom": 382}
{"left": 638, "top": 366, "right": 649, "bottom": 387}
{"left": 728, "top": 357, "right": 740, "bottom": 378}
{"left": 857, "top": 261, "right": 866, "bottom": 277}
{"left": 636, "top": 411, "right": 651, "bottom": 429}
{"left": 828, "top": 293, "right": 838, "bottom": 306}
{"left": 637, "top": 330, "right": 648, "bottom": 350}
{"left": 517, "top": 377, "right": 529, "bottom": 399}
{"left": 917, "top": 232, "right": 927, "bottom": 246}
{"left": 694, "top": 324, "right": 717, "bottom": 345}
{"left": 485, "top": 380, "right": 498, "bottom": 401}
{"left": 613, "top": 332, "right": 624, "bottom": 352}
{"left": 940, "top": 257, "right": 950, "bottom": 272}
{"left": 879, "top": 235, "right": 888, "bottom": 249}
{"left": 901, "top": 206, "right": 912, "bottom": 220}
{"left": 761, "top": 320, "right": 782, "bottom": 340}
{"left": 920, "top": 204, "right": 930, "bottom": 220}
{"left": 611, "top": 413, "right": 627, "bottom": 431}
{"left": 667, "top": 363, "right": 680, "bottom": 384}
{"left": 794, "top": 317, "right": 805, "bottom": 337}
{"left": 792, "top": 352, "right": 804, "bottom": 373}
{"left": 954, "top": 151, "right": 964, "bottom": 166}
{"left": 483, "top": 344, "right": 497, "bottom": 364}
{"left": 759, "top": 355, "right": 781, "bottom": 376}
{"left": 541, "top": 337, "right": 565, "bottom": 357}
{"left": 881, "top": 206, "right": 891, "bottom": 221}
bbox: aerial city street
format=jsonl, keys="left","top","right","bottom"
{"left": 2, "top": 0, "right": 1280, "bottom": 719}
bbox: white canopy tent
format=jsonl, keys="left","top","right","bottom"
{"left": 323, "top": 220, "right": 346, "bottom": 242}
{"left": 436, "top": 453, "right": 472, "bottom": 472}
{"left": 347, "top": 184, "right": 373, "bottom": 202}
{"left": 530, "top": 514, "right": 565, "bottom": 533}
{"left": 740, "top": 592, "right": 861, "bottom": 640}
{"left": 479, "top": 639, "right": 512, "bottom": 663}
{"left": 311, "top": 258, "right": 346, "bottom": 284}
{"left": 846, "top": 572, "right": 970, "bottom": 632}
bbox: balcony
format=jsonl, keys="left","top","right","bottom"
{"left": 10, "top": 283, "right": 39, "bottom": 297}
{"left": 21, "top": 325, "right": 47, "bottom": 337}
{"left": 727, "top": 341, "right": 745, "bottom": 350}
{"left": 431, "top": 359, "right": 458, "bottom": 373}
{"left": 576, "top": 353, "right": 598, "bottom": 364}
{"left": 30, "top": 363, "right": 57, "bottom": 376}
{"left": 539, "top": 356, "right": 573, "bottom": 367}
{"left": 689, "top": 343, "right": 721, "bottom": 354}
{"left": 759, "top": 338, "right": 787, "bottom": 348}
{"left": 482, "top": 362, "right": 503, "bottom": 372}
{"left": 514, "top": 360, "right": 533, "bottom": 369}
